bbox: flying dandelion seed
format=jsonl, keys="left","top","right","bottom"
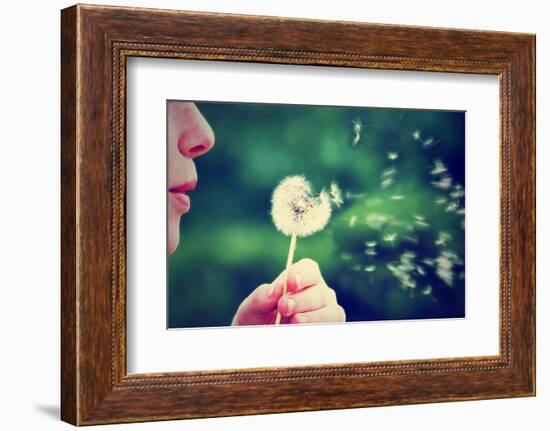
{"left": 345, "top": 191, "right": 367, "bottom": 200}
{"left": 383, "top": 233, "right": 398, "bottom": 243}
{"left": 271, "top": 175, "right": 341, "bottom": 324}
{"left": 435, "top": 197, "right": 448, "bottom": 205}
{"left": 421, "top": 285, "right": 433, "bottom": 296}
{"left": 390, "top": 195, "right": 405, "bottom": 200}
{"left": 456, "top": 208, "right": 465, "bottom": 215}
{"left": 381, "top": 178, "right": 394, "bottom": 188}
{"left": 445, "top": 202, "right": 459, "bottom": 212}
{"left": 365, "top": 241, "right": 377, "bottom": 247}
{"left": 431, "top": 159, "right": 448, "bottom": 175}
{"left": 352, "top": 118, "right": 364, "bottom": 147}
{"left": 365, "top": 214, "right": 387, "bottom": 229}
{"left": 435, "top": 250, "right": 461, "bottom": 287}
{"left": 340, "top": 252, "right": 353, "bottom": 261}
{"left": 365, "top": 248, "right": 377, "bottom": 256}
{"left": 412, "top": 130, "right": 421, "bottom": 141}
{"left": 435, "top": 232, "right": 452, "bottom": 246}
{"left": 416, "top": 265, "right": 426, "bottom": 276}
{"left": 329, "top": 182, "right": 344, "bottom": 208}
{"left": 381, "top": 167, "right": 397, "bottom": 189}
{"left": 387, "top": 252, "right": 417, "bottom": 290}
{"left": 365, "top": 265, "right": 377, "bottom": 272}
{"left": 348, "top": 215, "right": 358, "bottom": 228}
{"left": 413, "top": 215, "right": 430, "bottom": 228}
{"left": 422, "top": 137, "right": 438, "bottom": 148}
{"left": 431, "top": 175, "right": 453, "bottom": 190}
{"left": 450, "top": 184, "right": 465, "bottom": 199}
{"left": 381, "top": 167, "right": 397, "bottom": 178}
{"left": 387, "top": 152, "right": 399, "bottom": 161}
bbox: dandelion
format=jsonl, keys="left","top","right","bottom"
{"left": 387, "top": 152, "right": 399, "bottom": 161}
{"left": 412, "top": 130, "right": 421, "bottom": 141}
{"left": 329, "top": 181, "right": 344, "bottom": 208}
{"left": 271, "top": 175, "right": 332, "bottom": 238}
{"left": 271, "top": 175, "right": 340, "bottom": 324}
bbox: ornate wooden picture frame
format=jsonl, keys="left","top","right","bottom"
{"left": 61, "top": 4, "right": 535, "bottom": 425}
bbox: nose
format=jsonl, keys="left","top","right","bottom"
{"left": 177, "top": 110, "right": 215, "bottom": 159}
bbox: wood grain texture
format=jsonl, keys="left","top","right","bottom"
{"left": 60, "top": 4, "right": 536, "bottom": 425}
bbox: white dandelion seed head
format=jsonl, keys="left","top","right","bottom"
{"left": 271, "top": 175, "right": 333, "bottom": 238}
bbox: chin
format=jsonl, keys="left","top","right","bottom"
{"left": 167, "top": 212, "right": 181, "bottom": 255}
{"left": 168, "top": 233, "right": 179, "bottom": 256}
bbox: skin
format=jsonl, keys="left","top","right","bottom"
{"left": 167, "top": 101, "right": 346, "bottom": 325}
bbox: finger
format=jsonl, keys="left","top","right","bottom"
{"left": 244, "top": 281, "right": 284, "bottom": 314}
{"left": 271, "top": 258, "right": 322, "bottom": 295}
{"left": 278, "top": 284, "right": 336, "bottom": 317}
{"left": 286, "top": 258, "right": 323, "bottom": 294}
{"left": 289, "top": 304, "right": 346, "bottom": 324}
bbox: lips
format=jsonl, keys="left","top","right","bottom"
{"left": 169, "top": 180, "right": 196, "bottom": 214}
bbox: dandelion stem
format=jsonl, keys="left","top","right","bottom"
{"left": 274, "top": 231, "right": 298, "bottom": 325}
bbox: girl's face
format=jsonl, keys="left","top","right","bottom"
{"left": 167, "top": 102, "right": 215, "bottom": 255}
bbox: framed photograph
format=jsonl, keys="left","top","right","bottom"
{"left": 61, "top": 4, "right": 536, "bottom": 425}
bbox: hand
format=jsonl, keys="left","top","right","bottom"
{"left": 232, "top": 258, "right": 346, "bottom": 326}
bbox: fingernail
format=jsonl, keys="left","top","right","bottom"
{"left": 286, "top": 297, "right": 296, "bottom": 315}
{"left": 295, "top": 273, "right": 303, "bottom": 290}
{"left": 267, "top": 284, "right": 275, "bottom": 299}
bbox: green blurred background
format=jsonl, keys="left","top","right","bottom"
{"left": 168, "top": 101, "right": 465, "bottom": 328}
